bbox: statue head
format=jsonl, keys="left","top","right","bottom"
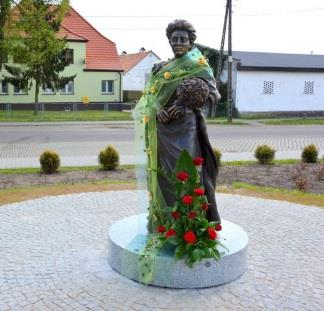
{"left": 166, "top": 20, "right": 196, "bottom": 58}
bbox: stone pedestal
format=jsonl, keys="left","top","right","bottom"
{"left": 108, "top": 214, "right": 248, "bottom": 288}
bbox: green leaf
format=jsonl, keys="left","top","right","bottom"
{"left": 175, "top": 150, "right": 199, "bottom": 181}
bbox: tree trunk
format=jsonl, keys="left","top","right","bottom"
{"left": 34, "top": 79, "right": 39, "bottom": 115}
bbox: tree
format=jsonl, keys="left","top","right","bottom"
{"left": 0, "top": 0, "right": 11, "bottom": 69}
{"left": 3, "top": 0, "right": 74, "bottom": 114}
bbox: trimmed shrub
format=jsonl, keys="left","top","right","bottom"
{"left": 301, "top": 144, "right": 318, "bottom": 163}
{"left": 39, "top": 150, "right": 60, "bottom": 174}
{"left": 213, "top": 148, "right": 222, "bottom": 166}
{"left": 254, "top": 145, "right": 275, "bottom": 164}
{"left": 98, "top": 145, "right": 119, "bottom": 170}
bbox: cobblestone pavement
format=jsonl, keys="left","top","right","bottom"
{"left": 0, "top": 191, "right": 323, "bottom": 310}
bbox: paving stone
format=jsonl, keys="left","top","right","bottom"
{"left": 0, "top": 191, "right": 323, "bottom": 310}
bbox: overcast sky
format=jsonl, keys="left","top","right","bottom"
{"left": 70, "top": 0, "right": 324, "bottom": 60}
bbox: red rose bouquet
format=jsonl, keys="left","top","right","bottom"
{"left": 154, "top": 150, "right": 223, "bottom": 267}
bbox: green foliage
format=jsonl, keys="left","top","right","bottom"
{"left": 254, "top": 145, "right": 276, "bottom": 164}
{"left": 301, "top": 144, "right": 318, "bottom": 163}
{"left": 0, "top": 0, "right": 11, "bottom": 69}
{"left": 3, "top": 0, "right": 73, "bottom": 114}
{"left": 98, "top": 145, "right": 119, "bottom": 170}
{"left": 39, "top": 150, "right": 60, "bottom": 174}
{"left": 217, "top": 81, "right": 228, "bottom": 102}
{"left": 216, "top": 101, "right": 240, "bottom": 118}
{"left": 195, "top": 43, "right": 225, "bottom": 78}
{"left": 213, "top": 148, "right": 222, "bottom": 166}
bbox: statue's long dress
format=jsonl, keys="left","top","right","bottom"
{"left": 156, "top": 79, "right": 221, "bottom": 223}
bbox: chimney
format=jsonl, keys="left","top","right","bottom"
{"left": 139, "top": 47, "right": 146, "bottom": 52}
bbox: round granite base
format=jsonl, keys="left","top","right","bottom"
{"left": 108, "top": 214, "right": 248, "bottom": 288}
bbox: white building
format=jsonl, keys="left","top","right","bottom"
{"left": 120, "top": 50, "right": 160, "bottom": 92}
{"left": 225, "top": 51, "right": 324, "bottom": 113}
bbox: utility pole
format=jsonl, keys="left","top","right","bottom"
{"left": 227, "top": 0, "right": 233, "bottom": 123}
{"left": 213, "top": 0, "right": 229, "bottom": 118}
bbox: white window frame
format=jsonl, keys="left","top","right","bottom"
{"left": 13, "top": 85, "right": 28, "bottom": 95}
{"left": 61, "top": 81, "right": 74, "bottom": 95}
{"left": 42, "top": 86, "right": 56, "bottom": 95}
{"left": 0, "top": 80, "right": 8, "bottom": 94}
{"left": 101, "top": 80, "right": 114, "bottom": 94}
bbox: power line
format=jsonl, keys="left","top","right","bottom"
{"left": 97, "top": 27, "right": 223, "bottom": 31}
{"left": 84, "top": 7, "right": 324, "bottom": 19}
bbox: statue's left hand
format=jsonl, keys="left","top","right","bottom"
{"left": 167, "top": 103, "right": 186, "bottom": 120}
{"left": 157, "top": 109, "right": 170, "bottom": 123}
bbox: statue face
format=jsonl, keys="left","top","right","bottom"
{"left": 169, "top": 30, "right": 192, "bottom": 58}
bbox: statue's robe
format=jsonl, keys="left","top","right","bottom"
{"left": 156, "top": 71, "right": 221, "bottom": 223}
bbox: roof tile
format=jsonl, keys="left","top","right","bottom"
{"left": 62, "top": 7, "right": 123, "bottom": 71}
{"left": 120, "top": 51, "right": 160, "bottom": 72}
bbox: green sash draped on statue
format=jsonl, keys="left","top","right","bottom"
{"left": 134, "top": 47, "right": 214, "bottom": 232}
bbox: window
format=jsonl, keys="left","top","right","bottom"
{"left": 65, "top": 49, "right": 74, "bottom": 64}
{"left": 61, "top": 81, "right": 74, "bottom": 94}
{"left": 60, "top": 49, "right": 74, "bottom": 65}
{"left": 101, "top": 80, "right": 114, "bottom": 94}
{"left": 304, "top": 81, "right": 314, "bottom": 95}
{"left": 13, "top": 85, "right": 27, "bottom": 95}
{"left": 0, "top": 80, "right": 8, "bottom": 94}
{"left": 263, "top": 81, "right": 274, "bottom": 95}
{"left": 42, "top": 86, "right": 55, "bottom": 95}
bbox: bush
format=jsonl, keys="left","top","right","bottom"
{"left": 301, "top": 144, "right": 318, "bottom": 163}
{"left": 98, "top": 145, "right": 119, "bottom": 170}
{"left": 39, "top": 150, "right": 60, "bottom": 174}
{"left": 213, "top": 148, "right": 222, "bottom": 166}
{"left": 254, "top": 145, "right": 275, "bottom": 164}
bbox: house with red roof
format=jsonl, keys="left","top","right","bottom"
{"left": 120, "top": 49, "right": 160, "bottom": 100}
{"left": 0, "top": 6, "right": 124, "bottom": 108}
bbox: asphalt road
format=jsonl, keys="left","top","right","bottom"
{"left": 1, "top": 123, "right": 324, "bottom": 144}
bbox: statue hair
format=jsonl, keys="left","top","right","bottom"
{"left": 166, "top": 19, "right": 197, "bottom": 44}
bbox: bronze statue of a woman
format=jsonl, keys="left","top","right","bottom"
{"left": 135, "top": 19, "right": 221, "bottom": 232}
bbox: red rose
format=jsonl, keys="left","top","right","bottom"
{"left": 207, "top": 227, "right": 217, "bottom": 240}
{"left": 183, "top": 231, "right": 197, "bottom": 244}
{"left": 193, "top": 157, "right": 204, "bottom": 166}
{"left": 188, "top": 211, "right": 197, "bottom": 220}
{"left": 176, "top": 171, "right": 189, "bottom": 182}
{"left": 194, "top": 188, "right": 205, "bottom": 196}
{"left": 201, "top": 203, "right": 209, "bottom": 211}
{"left": 215, "top": 224, "right": 222, "bottom": 231}
{"left": 182, "top": 195, "right": 193, "bottom": 205}
{"left": 171, "top": 211, "right": 181, "bottom": 220}
{"left": 157, "top": 225, "right": 166, "bottom": 233}
{"left": 166, "top": 228, "right": 177, "bottom": 238}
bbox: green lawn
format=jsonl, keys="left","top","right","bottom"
{"left": 0, "top": 110, "right": 132, "bottom": 122}
{"left": 0, "top": 164, "right": 135, "bottom": 175}
{"left": 206, "top": 118, "right": 247, "bottom": 125}
{"left": 260, "top": 118, "right": 324, "bottom": 125}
